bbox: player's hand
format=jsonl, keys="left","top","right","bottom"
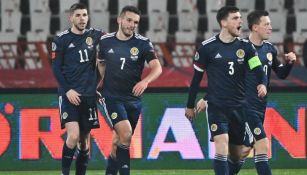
{"left": 257, "top": 84, "right": 267, "bottom": 98}
{"left": 66, "top": 89, "right": 81, "bottom": 106}
{"left": 96, "top": 91, "right": 103, "bottom": 105}
{"left": 132, "top": 80, "right": 148, "bottom": 96}
{"left": 185, "top": 108, "right": 196, "bottom": 121}
{"left": 284, "top": 52, "right": 296, "bottom": 64}
{"left": 196, "top": 99, "right": 208, "bottom": 113}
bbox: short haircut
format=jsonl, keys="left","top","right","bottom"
{"left": 69, "top": 3, "right": 88, "bottom": 15}
{"left": 119, "top": 5, "right": 141, "bottom": 17}
{"left": 216, "top": 6, "right": 240, "bottom": 26}
{"left": 247, "top": 10, "right": 269, "bottom": 30}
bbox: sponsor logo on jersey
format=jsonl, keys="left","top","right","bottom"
{"left": 86, "top": 37, "right": 93, "bottom": 46}
{"left": 111, "top": 112, "right": 118, "bottom": 120}
{"left": 254, "top": 127, "right": 261, "bottom": 135}
{"left": 214, "top": 53, "right": 222, "bottom": 59}
{"left": 68, "top": 43, "right": 75, "bottom": 48}
{"left": 210, "top": 124, "right": 218, "bottom": 132}
{"left": 52, "top": 42, "right": 57, "bottom": 51}
{"left": 130, "top": 47, "right": 139, "bottom": 61}
{"left": 194, "top": 52, "right": 200, "bottom": 61}
{"left": 108, "top": 48, "right": 114, "bottom": 53}
{"left": 62, "top": 112, "right": 68, "bottom": 120}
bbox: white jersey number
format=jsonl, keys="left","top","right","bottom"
{"left": 120, "top": 57, "right": 126, "bottom": 70}
{"left": 228, "top": 61, "right": 234, "bottom": 75}
{"left": 263, "top": 65, "right": 268, "bottom": 75}
{"left": 79, "top": 49, "right": 89, "bottom": 63}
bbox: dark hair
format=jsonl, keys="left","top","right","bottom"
{"left": 216, "top": 6, "right": 240, "bottom": 26}
{"left": 247, "top": 10, "right": 269, "bottom": 30}
{"left": 119, "top": 5, "right": 141, "bottom": 17}
{"left": 69, "top": 3, "right": 88, "bottom": 15}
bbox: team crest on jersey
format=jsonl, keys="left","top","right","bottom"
{"left": 86, "top": 37, "right": 93, "bottom": 46}
{"left": 130, "top": 47, "right": 139, "bottom": 61}
{"left": 266, "top": 53, "right": 273, "bottom": 65}
{"left": 62, "top": 112, "right": 68, "bottom": 120}
{"left": 236, "top": 49, "right": 245, "bottom": 58}
{"left": 254, "top": 127, "right": 261, "bottom": 135}
{"left": 210, "top": 124, "right": 218, "bottom": 132}
{"left": 111, "top": 112, "right": 118, "bottom": 120}
{"left": 236, "top": 49, "right": 245, "bottom": 64}
{"left": 52, "top": 42, "right": 57, "bottom": 51}
{"left": 194, "top": 52, "right": 199, "bottom": 61}
{"left": 266, "top": 53, "right": 273, "bottom": 61}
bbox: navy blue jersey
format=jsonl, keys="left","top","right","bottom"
{"left": 245, "top": 40, "right": 293, "bottom": 111}
{"left": 52, "top": 28, "right": 104, "bottom": 96}
{"left": 189, "top": 35, "right": 262, "bottom": 108}
{"left": 99, "top": 32, "right": 157, "bottom": 101}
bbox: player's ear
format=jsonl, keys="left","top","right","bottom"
{"left": 117, "top": 16, "right": 121, "bottom": 25}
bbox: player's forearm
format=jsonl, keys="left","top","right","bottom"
{"left": 51, "top": 61, "right": 70, "bottom": 93}
{"left": 97, "top": 62, "right": 106, "bottom": 81}
{"left": 186, "top": 70, "right": 203, "bottom": 108}
{"left": 274, "top": 63, "right": 293, "bottom": 79}
{"left": 143, "top": 60, "right": 162, "bottom": 84}
{"left": 253, "top": 65, "right": 268, "bottom": 86}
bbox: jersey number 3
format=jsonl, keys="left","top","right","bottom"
{"left": 228, "top": 61, "right": 234, "bottom": 75}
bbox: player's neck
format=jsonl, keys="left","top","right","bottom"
{"left": 116, "top": 30, "right": 133, "bottom": 41}
{"left": 219, "top": 30, "right": 236, "bottom": 43}
{"left": 248, "top": 33, "right": 263, "bottom": 46}
{"left": 71, "top": 27, "right": 86, "bottom": 35}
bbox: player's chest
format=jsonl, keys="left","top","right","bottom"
{"left": 258, "top": 51, "right": 273, "bottom": 67}
{"left": 104, "top": 44, "right": 142, "bottom": 63}
{"left": 65, "top": 36, "right": 97, "bottom": 63}
{"left": 208, "top": 47, "right": 246, "bottom": 66}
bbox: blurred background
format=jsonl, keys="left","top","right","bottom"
{"left": 0, "top": 0, "right": 306, "bottom": 172}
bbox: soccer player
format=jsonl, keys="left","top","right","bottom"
{"left": 185, "top": 6, "right": 267, "bottom": 175}
{"left": 98, "top": 6, "right": 162, "bottom": 175}
{"left": 227, "top": 10, "right": 296, "bottom": 175}
{"left": 51, "top": 3, "right": 104, "bottom": 175}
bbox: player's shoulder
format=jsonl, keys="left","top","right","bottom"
{"left": 263, "top": 40, "right": 277, "bottom": 52}
{"left": 134, "top": 33, "right": 150, "bottom": 42}
{"left": 87, "top": 27, "right": 105, "bottom": 34}
{"left": 100, "top": 32, "right": 116, "bottom": 41}
{"left": 201, "top": 36, "right": 217, "bottom": 47}
{"left": 55, "top": 30, "right": 70, "bottom": 38}
{"left": 263, "top": 40, "right": 275, "bottom": 49}
{"left": 237, "top": 37, "right": 250, "bottom": 44}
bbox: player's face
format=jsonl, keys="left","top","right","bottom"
{"left": 70, "top": 9, "right": 88, "bottom": 32}
{"left": 118, "top": 11, "right": 140, "bottom": 37}
{"left": 222, "top": 12, "right": 242, "bottom": 37}
{"left": 255, "top": 16, "right": 272, "bottom": 40}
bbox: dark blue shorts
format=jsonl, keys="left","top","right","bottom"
{"left": 59, "top": 96, "right": 100, "bottom": 131}
{"left": 207, "top": 102, "right": 246, "bottom": 145}
{"left": 244, "top": 108, "right": 267, "bottom": 143}
{"left": 103, "top": 96, "right": 142, "bottom": 132}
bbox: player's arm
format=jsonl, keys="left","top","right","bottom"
{"left": 186, "top": 69, "right": 204, "bottom": 120}
{"left": 97, "top": 59, "right": 106, "bottom": 84}
{"left": 51, "top": 40, "right": 81, "bottom": 105}
{"left": 246, "top": 44, "right": 268, "bottom": 97}
{"left": 133, "top": 58, "right": 162, "bottom": 96}
{"left": 133, "top": 41, "right": 162, "bottom": 96}
{"left": 272, "top": 51, "right": 296, "bottom": 79}
{"left": 51, "top": 41, "right": 70, "bottom": 93}
{"left": 248, "top": 55, "right": 268, "bottom": 97}
{"left": 185, "top": 50, "right": 206, "bottom": 121}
